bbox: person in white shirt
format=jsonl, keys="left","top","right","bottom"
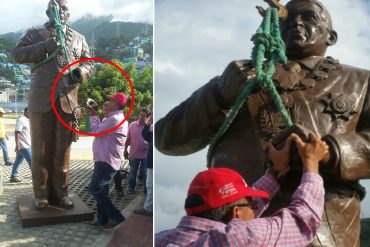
{"left": 10, "top": 107, "right": 32, "bottom": 183}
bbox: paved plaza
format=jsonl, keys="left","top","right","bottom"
{"left": 0, "top": 122, "right": 150, "bottom": 247}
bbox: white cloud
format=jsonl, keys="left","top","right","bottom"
{"left": 0, "top": 0, "right": 153, "bottom": 34}
{"left": 155, "top": 0, "right": 370, "bottom": 234}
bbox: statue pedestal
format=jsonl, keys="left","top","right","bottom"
{"left": 0, "top": 167, "right": 3, "bottom": 195}
{"left": 17, "top": 193, "right": 94, "bottom": 227}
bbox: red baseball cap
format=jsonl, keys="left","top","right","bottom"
{"left": 109, "top": 92, "right": 127, "bottom": 106}
{"left": 185, "top": 168, "right": 270, "bottom": 216}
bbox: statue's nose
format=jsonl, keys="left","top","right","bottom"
{"left": 293, "top": 14, "right": 304, "bottom": 26}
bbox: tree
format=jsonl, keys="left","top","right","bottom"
{"left": 78, "top": 60, "right": 152, "bottom": 122}
{"left": 0, "top": 67, "right": 16, "bottom": 82}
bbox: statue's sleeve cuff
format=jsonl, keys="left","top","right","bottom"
{"left": 320, "top": 135, "right": 341, "bottom": 177}
{"left": 78, "top": 66, "right": 93, "bottom": 83}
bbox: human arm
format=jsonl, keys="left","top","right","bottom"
{"left": 71, "top": 36, "right": 93, "bottom": 83}
{"left": 14, "top": 132, "right": 20, "bottom": 152}
{"left": 155, "top": 60, "right": 252, "bottom": 155}
{"left": 251, "top": 137, "right": 293, "bottom": 217}
{"left": 90, "top": 115, "right": 120, "bottom": 134}
{"left": 124, "top": 125, "right": 131, "bottom": 159}
{"left": 141, "top": 125, "right": 151, "bottom": 142}
{"left": 12, "top": 28, "right": 59, "bottom": 64}
{"left": 14, "top": 118, "right": 23, "bottom": 152}
{"left": 201, "top": 134, "right": 328, "bottom": 246}
{"left": 231, "top": 172, "right": 324, "bottom": 247}
{"left": 141, "top": 115, "right": 153, "bottom": 142}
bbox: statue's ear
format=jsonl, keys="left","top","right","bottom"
{"left": 327, "top": 30, "right": 337, "bottom": 46}
{"left": 46, "top": 10, "right": 50, "bottom": 17}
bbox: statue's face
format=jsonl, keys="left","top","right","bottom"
{"left": 47, "top": 0, "right": 70, "bottom": 25}
{"left": 281, "top": 1, "right": 334, "bottom": 58}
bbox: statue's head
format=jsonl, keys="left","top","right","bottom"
{"left": 281, "top": 0, "right": 337, "bottom": 59}
{"left": 46, "top": 0, "right": 70, "bottom": 26}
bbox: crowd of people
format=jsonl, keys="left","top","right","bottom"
{"left": 87, "top": 92, "right": 153, "bottom": 229}
{"left": 0, "top": 92, "right": 153, "bottom": 231}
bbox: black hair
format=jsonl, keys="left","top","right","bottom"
{"left": 185, "top": 194, "right": 241, "bottom": 224}
{"left": 141, "top": 108, "right": 149, "bottom": 114}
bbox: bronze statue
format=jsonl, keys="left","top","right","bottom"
{"left": 12, "top": 0, "right": 93, "bottom": 209}
{"left": 155, "top": 0, "right": 369, "bottom": 246}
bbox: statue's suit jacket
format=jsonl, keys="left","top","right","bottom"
{"left": 11, "top": 23, "right": 93, "bottom": 199}
{"left": 12, "top": 24, "right": 93, "bottom": 113}
{"left": 156, "top": 57, "right": 370, "bottom": 247}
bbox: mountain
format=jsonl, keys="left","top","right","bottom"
{"left": 0, "top": 14, "right": 153, "bottom": 45}
{"left": 0, "top": 32, "right": 22, "bottom": 41}
{"left": 69, "top": 14, "right": 113, "bottom": 40}
{"left": 84, "top": 21, "right": 152, "bottom": 42}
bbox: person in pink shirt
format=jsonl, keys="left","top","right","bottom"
{"left": 124, "top": 108, "right": 149, "bottom": 193}
{"left": 88, "top": 92, "right": 128, "bottom": 230}
{"left": 156, "top": 133, "right": 328, "bottom": 247}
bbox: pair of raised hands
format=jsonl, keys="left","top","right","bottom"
{"left": 265, "top": 133, "right": 329, "bottom": 176}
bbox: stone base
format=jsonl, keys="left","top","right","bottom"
{"left": 17, "top": 193, "right": 94, "bottom": 227}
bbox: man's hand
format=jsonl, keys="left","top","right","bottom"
{"left": 45, "top": 37, "right": 60, "bottom": 53}
{"left": 291, "top": 133, "right": 329, "bottom": 173}
{"left": 146, "top": 115, "right": 153, "bottom": 125}
{"left": 87, "top": 108, "right": 98, "bottom": 116}
{"left": 15, "top": 145, "right": 20, "bottom": 152}
{"left": 265, "top": 136, "right": 293, "bottom": 176}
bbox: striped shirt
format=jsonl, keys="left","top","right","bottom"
{"left": 155, "top": 172, "right": 324, "bottom": 247}
{"left": 91, "top": 110, "right": 128, "bottom": 170}
{"left": 125, "top": 120, "right": 148, "bottom": 159}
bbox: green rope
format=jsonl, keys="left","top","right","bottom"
{"left": 207, "top": 8, "right": 292, "bottom": 166}
{"left": 32, "top": 3, "right": 78, "bottom": 82}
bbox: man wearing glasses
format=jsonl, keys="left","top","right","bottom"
{"left": 88, "top": 92, "right": 128, "bottom": 230}
{"left": 156, "top": 133, "right": 328, "bottom": 247}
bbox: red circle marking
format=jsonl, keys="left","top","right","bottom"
{"left": 51, "top": 57, "right": 135, "bottom": 137}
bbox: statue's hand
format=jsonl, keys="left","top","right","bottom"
{"left": 265, "top": 137, "right": 292, "bottom": 176}
{"left": 271, "top": 124, "right": 311, "bottom": 170}
{"left": 45, "top": 37, "right": 60, "bottom": 53}
{"left": 291, "top": 133, "right": 329, "bottom": 174}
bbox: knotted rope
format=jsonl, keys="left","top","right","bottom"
{"left": 207, "top": 8, "right": 292, "bottom": 166}
{"left": 31, "top": 3, "right": 78, "bottom": 82}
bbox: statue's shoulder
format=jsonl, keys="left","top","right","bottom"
{"left": 340, "top": 63, "right": 370, "bottom": 74}
{"left": 22, "top": 25, "right": 48, "bottom": 35}
{"left": 17, "top": 25, "right": 49, "bottom": 41}
{"left": 323, "top": 56, "right": 369, "bottom": 74}
{"left": 224, "top": 59, "right": 253, "bottom": 73}
{"left": 67, "top": 27, "right": 86, "bottom": 40}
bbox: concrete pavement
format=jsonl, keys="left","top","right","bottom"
{"left": 0, "top": 118, "right": 152, "bottom": 247}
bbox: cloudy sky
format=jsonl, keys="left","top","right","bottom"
{"left": 0, "top": 0, "right": 153, "bottom": 34}
{"left": 155, "top": 0, "right": 370, "bottom": 233}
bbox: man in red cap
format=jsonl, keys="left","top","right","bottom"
{"left": 156, "top": 133, "right": 328, "bottom": 246}
{"left": 87, "top": 92, "right": 128, "bottom": 230}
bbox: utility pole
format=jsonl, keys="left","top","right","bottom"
{"left": 91, "top": 31, "right": 95, "bottom": 58}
